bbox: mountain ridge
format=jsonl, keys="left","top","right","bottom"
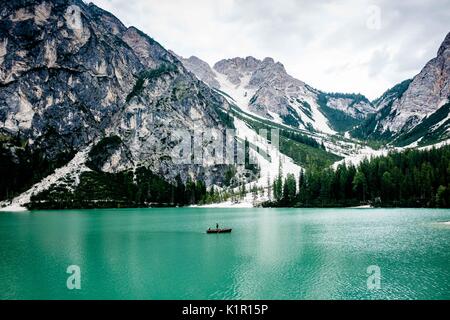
{"left": 177, "top": 30, "right": 450, "bottom": 147}
{"left": 0, "top": 0, "right": 448, "bottom": 210}
{"left": 178, "top": 54, "right": 376, "bottom": 134}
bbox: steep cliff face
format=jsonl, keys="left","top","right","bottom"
{"left": 384, "top": 32, "right": 450, "bottom": 134}
{"left": 354, "top": 32, "right": 450, "bottom": 146}
{"left": 0, "top": 0, "right": 235, "bottom": 203}
{"left": 178, "top": 55, "right": 374, "bottom": 133}
{"left": 0, "top": 0, "right": 137, "bottom": 157}
{"left": 351, "top": 79, "right": 412, "bottom": 141}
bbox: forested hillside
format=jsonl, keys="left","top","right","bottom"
{"left": 266, "top": 145, "right": 450, "bottom": 208}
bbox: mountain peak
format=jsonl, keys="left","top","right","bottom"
{"left": 186, "top": 55, "right": 204, "bottom": 62}
{"left": 213, "top": 56, "right": 261, "bottom": 72}
{"left": 437, "top": 32, "right": 450, "bottom": 56}
{"left": 262, "top": 57, "right": 275, "bottom": 64}
{"left": 354, "top": 30, "right": 450, "bottom": 145}
{"left": 0, "top": 0, "right": 234, "bottom": 198}
{"left": 213, "top": 56, "right": 286, "bottom": 78}
{"left": 174, "top": 54, "right": 220, "bottom": 88}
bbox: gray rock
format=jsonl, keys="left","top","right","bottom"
{"left": 358, "top": 32, "right": 450, "bottom": 145}
{"left": 174, "top": 54, "right": 220, "bottom": 89}
{"left": 180, "top": 54, "right": 374, "bottom": 133}
{"left": 0, "top": 0, "right": 239, "bottom": 197}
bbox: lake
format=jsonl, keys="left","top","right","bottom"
{"left": 0, "top": 208, "right": 449, "bottom": 299}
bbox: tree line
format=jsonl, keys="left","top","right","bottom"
{"left": 265, "top": 145, "right": 450, "bottom": 208}
{"left": 29, "top": 168, "right": 213, "bottom": 209}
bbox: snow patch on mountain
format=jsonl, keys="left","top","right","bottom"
{"left": 332, "top": 138, "right": 450, "bottom": 170}
{"left": 0, "top": 148, "right": 92, "bottom": 211}
{"left": 214, "top": 70, "right": 257, "bottom": 114}
{"left": 233, "top": 117, "right": 302, "bottom": 190}
{"left": 303, "top": 97, "right": 336, "bottom": 134}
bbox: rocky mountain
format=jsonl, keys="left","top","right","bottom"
{"left": 179, "top": 55, "right": 375, "bottom": 134}
{"left": 0, "top": 0, "right": 242, "bottom": 206}
{"left": 174, "top": 53, "right": 219, "bottom": 89}
{"left": 1, "top": 0, "right": 448, "bottom": 210}
{"left": 353, "top": 32, "right": 450, "bottom": 146}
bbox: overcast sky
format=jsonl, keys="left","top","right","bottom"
{"left": 88, "top": 0, "right": 449, "bottom": 99}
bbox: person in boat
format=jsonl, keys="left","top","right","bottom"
{"left": 216, "top": 223, "right": 219, "bottom": 230}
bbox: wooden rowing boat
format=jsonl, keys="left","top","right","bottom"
{"left": 206, "top": 228, "right": 232, "bottom": 234}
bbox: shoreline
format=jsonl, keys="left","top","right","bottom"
{"left": 0, "top": 204, "right": 28, "bottom": 212}
{"left": 192, "top": 201, "right": 254, "bottom": 208}
{"left": 347, "top": 204, "right": 373, "bottom": 209}
{"left": 0, "top": 202, "right": 447, "bottom": 211}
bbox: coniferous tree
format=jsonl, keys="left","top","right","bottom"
{"left": 283, "top": 173, "right": 297, "bottom": 204}
{"left": 263, "top": 146, "right": 450, "bottom": 208}
{"left": 353, "top": 170, "right": 368, "bottom": 202}
{"left": 273, "top": 175, "right": 283, "bottom": 201}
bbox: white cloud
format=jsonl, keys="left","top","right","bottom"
{"left": 88, "top": 0, "right": 449, "bottom": 99}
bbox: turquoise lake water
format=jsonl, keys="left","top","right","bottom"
{"left": 0, "top": 207, "right": 449, "bottom": 299}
